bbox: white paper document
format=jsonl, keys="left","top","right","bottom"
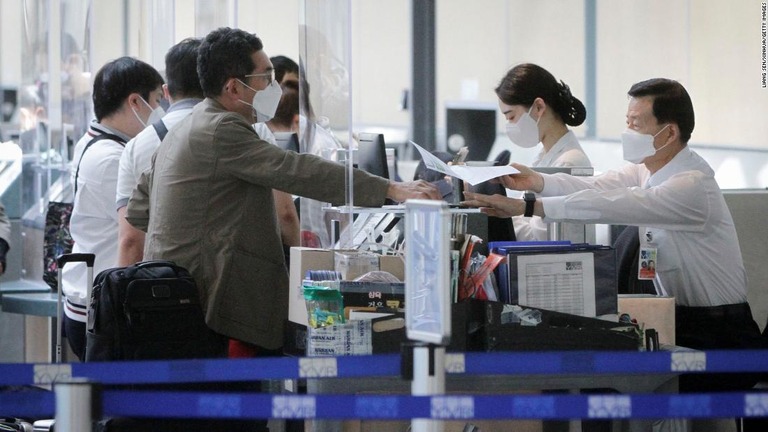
{"left": 517, "top": 252, "right": 596, "bottom": 317}
{"left": 410, "top": 141, "right": 519, "bottom": 185}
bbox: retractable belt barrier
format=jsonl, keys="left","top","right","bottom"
{"left": 2, "top": 350, "right": 768, "bottom": 420}
{"left": 3, "top": 389, "right": 768, "bottom": 421}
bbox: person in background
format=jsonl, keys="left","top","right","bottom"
{"left": 116, "top": 38, "right": 204, "bottom": 266}
{"left": 296, "top": 59, "right": 345, "bottom": 247}
{"left": 0, "top": 202, "right": 10, "bottom": 275}
{"left": 464, "top": 78, "right": 765, "bottom": 394}
{"left": 413, "top": 150, "right": 455, "bottom": 201}
{"left": 252, "top": 80, "right": 300, "bottom": 145}
{"left": 252, "top": 80, "right": 301, "bottom": 260}
{"left": 126, "top": 27, "right": 437, "bottom": 359}
{"left": 270, "top": 54, "right": 299, "bottom": 84}
{"left": 495, "top": 63, "right": 591, "bottom": 240}
{"left": 62, "top": 57, "right": 164, "bottom": 360}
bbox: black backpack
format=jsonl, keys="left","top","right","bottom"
{"left": 84, "top": 260, "right": 224, "bottom": 361}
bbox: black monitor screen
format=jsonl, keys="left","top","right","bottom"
{"left": 355, "top": 132, "right": 389, "bottom": 180}
{"left": 1, "top": 88, "right": 18, "bottom": 123}
{"left": 446, "top": 104, "right": 497, "bottom": 162}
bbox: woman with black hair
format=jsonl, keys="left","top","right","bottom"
{"left": 496, "top": 63, "right": 591, "bottom": 240}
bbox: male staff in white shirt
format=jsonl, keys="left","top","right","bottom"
{"left": 463, "top": 78, "right": 764, "bottom": 392}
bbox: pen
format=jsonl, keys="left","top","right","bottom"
{"left": 452, "top": 146, "right": 469, "bottom": 165}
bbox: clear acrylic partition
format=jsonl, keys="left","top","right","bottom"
{"left": 299, "top": 0, "right": 355, "bottom": 249}
{"left": 195, "top": 0, "right": 236, "bottom": 37}
{"left": 147, "top": 0, "right": 176, "bottom": 71}
{"left": 18, "top": 0, "right": 93, "bottom": 216}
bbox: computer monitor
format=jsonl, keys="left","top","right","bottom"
{"left": 274, "top": 132, "right": 299, "bottom": 152}
{"left": 355, "top": 132, "right": 389, "bottom": 179}
{"left": 445, "top": 101, "right": 497, "bottom": 162}
{"left": 1, "top": 88, "right": 18, "bottom": 123}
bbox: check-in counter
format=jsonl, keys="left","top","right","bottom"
{"left": 0, "top": 288, "right": 58, "bottom": 363}
{"left": 723, "top": 189, "right": 768, "bottom": 332}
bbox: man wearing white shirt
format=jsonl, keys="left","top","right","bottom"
{"left": 463, "top": 78, "right": 765, "bottom": 392}
{"left": 63, "top": 57, "right": 164, "bottom": 360}
{"left": 116, "top": 38, "right": 204, "bottom": 265}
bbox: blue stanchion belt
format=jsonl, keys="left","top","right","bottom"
{"left": 101, "top": 391, "right": 768, "bottom": 420}
{"left": 2, "top": 350, "right": 767, "bottom": 387}
{"left": 4, "top": 390, "right": 768, "bottom": 420}
{"left": 2, "top": 350, "right": 768, "bottom": 420}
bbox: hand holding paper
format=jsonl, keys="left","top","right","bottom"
{"left": 410, "top": 141, "right": 519, "bottom": 185}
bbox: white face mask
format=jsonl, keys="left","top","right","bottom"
{"left": 505, "top": 105, "right": 540, "bottom": 148}
{"left": 621, "top": 124, "right": 670, "bottom": 164}
{"left": 133, "top": 97, "right": 165, "bottom": 128}
{"left": 238, "top": 79, "right": 283, "bottom": 123}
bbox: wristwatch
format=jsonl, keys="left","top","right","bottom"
{"left": 523, "top": 192, "right": 536, "bottom": 217}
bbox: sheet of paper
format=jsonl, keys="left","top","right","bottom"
{"left": 517, "top": 252, "right": 596, "bottom": 317}
{"left": 409, "top": 141, "right": 519, "bottom": 185}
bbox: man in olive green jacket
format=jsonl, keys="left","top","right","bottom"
{"left": 126, "top": 27, "right": 437, "bottom": 354}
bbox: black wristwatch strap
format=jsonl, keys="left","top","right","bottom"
{"left": 523, "top": 192, "right": 536, "bottom": 217}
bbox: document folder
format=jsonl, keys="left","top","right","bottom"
{"left": 491, "top": 242, "right": 617, "bottom": 316}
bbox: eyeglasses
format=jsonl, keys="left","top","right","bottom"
{"left": 244, "top": 71, "right": 274, "bottom": 85}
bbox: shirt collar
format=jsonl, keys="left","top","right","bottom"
{"left": 87, "top": 119, "right": 132, "bottom": 143}
{"left": 647, "top": 146, "right": 713, "bottom": 188}
{"left": 167, "top": 98, "right": 203, "bottom": 114}
{"left": 534, "top": 130, "right": 577, "bottom": 167}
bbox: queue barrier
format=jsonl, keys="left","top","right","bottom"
{"left": 3, "top": 388, "right": 768, "bottom": 421}
{"left": 1, "top": 349, "right": 767, "bottom": 421}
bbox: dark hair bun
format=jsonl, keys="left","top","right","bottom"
{"left": 557, "top": 80, "right": 586, "bottom": 127}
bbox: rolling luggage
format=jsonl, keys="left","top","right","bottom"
{"left": 22, "top": 253, "right": 97, "bottom": 432}
{"left": 85, "top": 260, "right": 223, "bottom": 361}
{"left": 56, "top": 253, "right": 95, "bottom": 363}
{"left": 83, "top": 260, "right": 228, "bottom": 430}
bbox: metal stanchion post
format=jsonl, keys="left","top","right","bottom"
{"left": 405, "top": 201, "right": 452, "bottom": 432}
{"left": 411, "top": 344, "right": 445, "bottom": 432}
{"left": 55, "top": 378, "right": 100, "bottom": 432}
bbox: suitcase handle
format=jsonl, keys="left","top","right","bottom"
{"left": 135, "top": 260, "right": 178, "bottom": 269}
{"left": 57, "top": 253, "right": 95, "bottom": 268}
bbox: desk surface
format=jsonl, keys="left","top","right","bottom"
{"left": 0, "top": 279, "right": 51, "bottom": 295}
{"left": 1, "top": 292, "right": 57, "bottom": 317}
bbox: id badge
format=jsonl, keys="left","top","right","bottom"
{"left": 638, "top": 245, "right": 657, "bottom": 280}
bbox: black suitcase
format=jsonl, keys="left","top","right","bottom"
{"left": 85, "top": 260, "right": 224, "bottom": 361}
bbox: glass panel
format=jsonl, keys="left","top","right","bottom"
{"left": 195, "top": 0, "right": 235, "bottom": 37}
{"left": 148, "top": 0, "right": 176, "bottom": 71}
{"left": 61, "top": 0, "right": 94, "bottom": 146}
{"left": 15, "top": 0, "right": 94, "bottom": 219}
{"left": 299, "top": 0, "right": 353, "bottom": 248}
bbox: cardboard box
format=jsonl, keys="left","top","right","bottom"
{"left": 618, "top": 294, "right": 675, "bottom": 346}
{"left": 283, "top": 316, "right": 406, "bottom": 357}
{"left": 289, "top": 247, "right": 335, "bottom": 325}
{"left": 379, "top": 255, "right": 405, "bottom": 281}
{"left": 289, "top": 247, "right": 405, "bottom": 325}
{"left": 307, "top": 320, "right": 372, "bottom": 356}
{"left": 334, "top": 250, "right": 380, "bottom": 280}
{"left": 340, "top": 281, "right": 405, "bottom": 309}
